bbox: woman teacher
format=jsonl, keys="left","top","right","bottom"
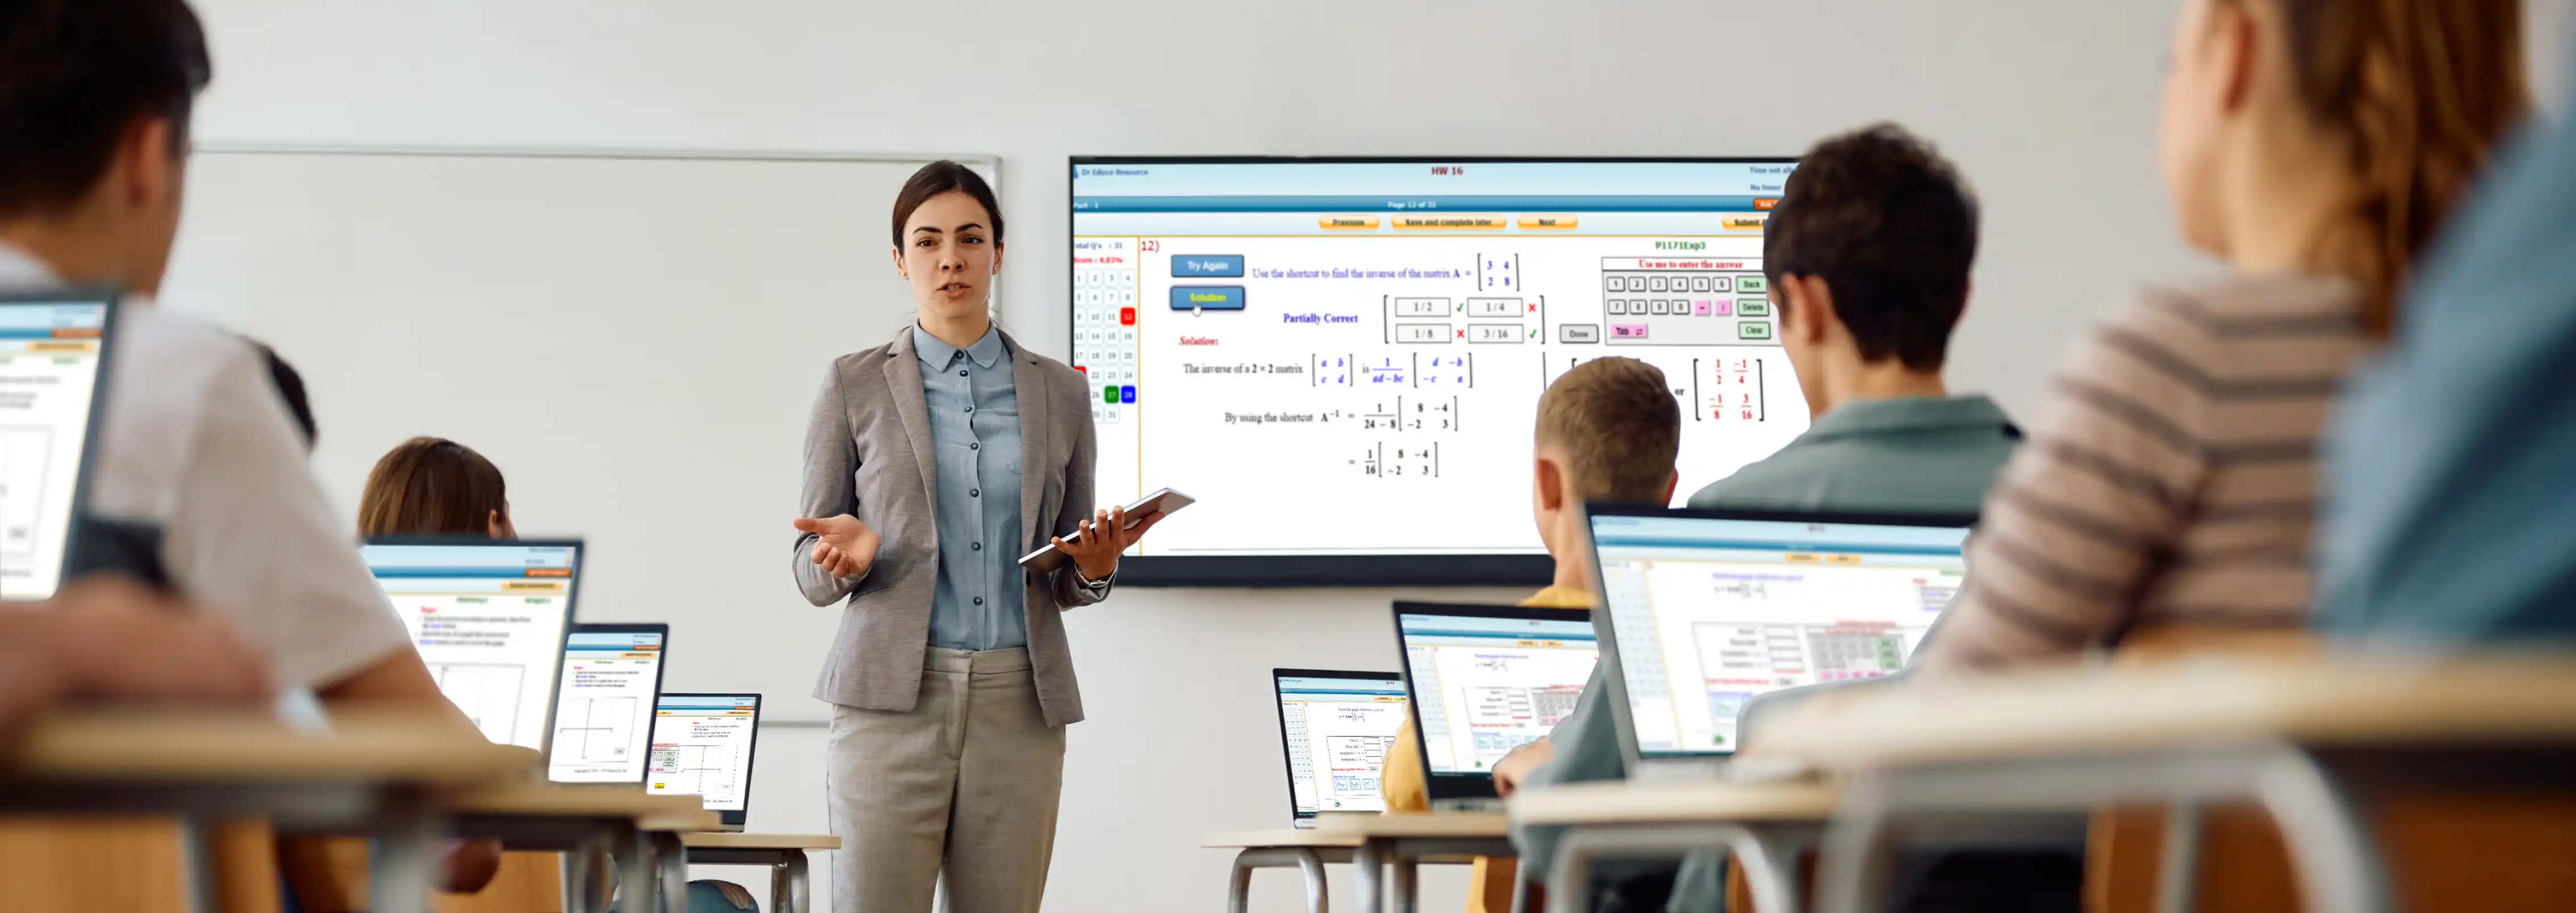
{"left": 791, "top": 161, "right": 1160, "bottom": 913}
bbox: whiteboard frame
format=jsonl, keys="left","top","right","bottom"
{"left": 189, "top": 143, "right": 1000, "bottom": 727}
{"left": 190, "top": 143, "right": 1006, "bottom": 315}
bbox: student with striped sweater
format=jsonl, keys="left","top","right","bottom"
{"left": 1918, "top": 0, "right": 2529, "bottom": 673}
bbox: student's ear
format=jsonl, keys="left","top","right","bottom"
{"left": 487, "top": 508, "right": 517, "bottom": 539}
{"left": 1533, "top": 456, "right": 1567, "bottom": 514}
{"left": 990, "top": 240, "right": 1005, "bottom": 274}
{"left": 1659, "top": 469, "right": 1679, "bottom": 505}
{"left": 890, "top": 245, "right": 906, "bottom": 280}
{"left": 2212, "top": 1, "right": 2260, "bottom": 116}
{"left": 1780, "top": 275, "right": 1837, "bottom": 347}
{"left": 120, "top": 117, "right": 178, "bottom": 212}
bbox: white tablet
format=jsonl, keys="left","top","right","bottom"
{"left": 1017, "top": 488, "right": 1194, "bottom": 573}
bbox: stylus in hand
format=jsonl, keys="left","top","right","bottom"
{"left": 794, "top": 514, "right": 881, "bottom": 579}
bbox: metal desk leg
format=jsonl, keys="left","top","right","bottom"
{"left": 1354, "top": 839, "right": 1387, "bottom": 913}
{"left": 179, "top": 816, "right": 224, "bottom": 913}
{"left": 654, "top": 831, "right": 689, "bottom": 913}
{"left": 1814, "top": 786, "right": 1900, "bottom": 913}
{"left": 2153, "top": 802, "right": 2204, "bottom": 913}
{"left": 1390, "top": 852, "right": 1417, "bottom": 913}
{"left": 1231, "top": 847, "right": 1335, "bottom": 913}
{"left": 616, "top": 827, "right": 655, "bottom": 913}
{"left": 2257, "top": 752, "right": 2391, "bottom": 913}
{"left": 369, "top": 800, "right": 440, "bottom": 913}
{"left": 784, "top": 849, "right": 813, "bottom": 913}
{"left": 562, "top": 845, "right": 588, "bottom": 913}
{"left": 1546, "top": 835, "right": 1595, "bottom": 913}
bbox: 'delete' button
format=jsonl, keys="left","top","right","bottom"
{"left": 1169, "top": 286, "right": 1246, "bottom": 311}
{"left": 1517, "top": 215, "right": 1579, "bottom": 230}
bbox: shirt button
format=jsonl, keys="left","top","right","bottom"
{"left": 972, "top": 542, "right": 983, "bottom": 551}
{"left": 973, "top": 596, "right": 985, "bottom": 606}
{"left": 970, "top": 442, "right": 980, "bottom": 451}
{"left": 970, "top": 488, "right": 980, "bottom": 497}
{"left": 959, "top": 370, "right": 969, "bottom": 377}
{"left": 965, "top": 406, "right": 974, "bottom": 413}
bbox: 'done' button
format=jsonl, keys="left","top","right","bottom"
{"left": 1171, "top": 255, "right": 1245, "bottom": 278}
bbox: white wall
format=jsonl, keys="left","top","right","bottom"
{"left": 179, "top": 2, "right": 2571, "bottom": 911}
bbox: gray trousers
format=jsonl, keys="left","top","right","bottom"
{"left": 826, "top": 647, "right": 1067, "bottom": 913}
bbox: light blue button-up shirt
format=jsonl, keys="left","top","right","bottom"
{"left": 914, "top": 325, "right": 1028, "bottom": 651}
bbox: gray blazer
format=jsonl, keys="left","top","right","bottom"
{"left": 794, "top": 325, "right": 1102, "bottom": 726}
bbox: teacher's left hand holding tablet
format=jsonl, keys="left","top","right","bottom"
{"left": 794, "top": 514, "right": 882, "bottom": 579}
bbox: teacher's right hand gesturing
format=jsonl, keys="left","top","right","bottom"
{"left": 793, "top": 514, "right": 881, "bottom": 579}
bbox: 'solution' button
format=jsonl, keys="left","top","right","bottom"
{"left": 1517, "top": 215, "right": 1579, "bottom": 230}
{"left": 1171, "top": 255, "right": 1245, "bottom": 278}
{"left": 1169, "top": 286, "right": 1247, "bottom": 311}
{"left": 1319, "top": 216, "right": 1381, "bottom": 230}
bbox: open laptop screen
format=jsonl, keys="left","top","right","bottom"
{"left": 548, "top": 624, "right": 669, "bottom": 784}
{"left": 1394, "top": 602, "right": 1598, "bottom": 798}
{"left": 0, "top": 293, "right": 115, "bottom": 601}
{"left": 364, "top": 538, "right": 583, "bottom": 752}
{"left": 1588, "top": 508, "right": 1971, "bottom": 759}
{"left": 1272, "top": 669, "right": 1406, "bottom": 820}
{"left": 649, "top": 693, "right": 763, "bottom": 825}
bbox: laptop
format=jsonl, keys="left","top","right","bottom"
{"left": 1583, "top": 506, "right": 1975, "bottom": 778}
{"left": 1271, "top": 668, "right": 1408, "bottom": 827}
{"left": 1391, "top": 601, "right": 1599, "bottom": 813}
{"left": 648, "top": 693, "right": 763, "bottom": 831}
{"left": 363, "top": 537, "right": 586, "bottom": 753}
{"left": 0, "top": 290, "right": 119, "bottom": 602}
{"left": 547, "top": 622, "right": 671, "bottom": 785}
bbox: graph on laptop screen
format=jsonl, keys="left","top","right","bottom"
{"left": 548, "top": 628, "right": 666, "bottom": 784}
{"left": 0, "top": 296, "right": 111, "bottom": 601}
{"left": 649, "top": 694, "right": 760, "bottom": 813}
{"left": 1273, "top": 672, "right": 1407, "bottom": 815}
{"left": 1396, "top": 609, "right": 1599, "bottom": 774}
{"left": 1072, "top": 158, "right": 1806, "bottom": 584}
{"left": 1590, "top": 513, "right": 1969, "bottom": 757}
{"left": 364, "top": 541, "right": 582, "bottom": 751}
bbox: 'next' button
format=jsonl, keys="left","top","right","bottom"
{"left": 1171, "top": 255, "right": 1245, "bottom": 278}
{"left": 1170, "top": 286, "right": 1246, "bottom": 311}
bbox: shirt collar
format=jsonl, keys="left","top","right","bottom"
{"left": 1799, "top": 395, "right": 2016, "bottom": 442}
{"left": 913, "top": 324, "right": 1008, "bottom": 370}
{"left": 0, "top": 240, "right": 62, "bottom": 290}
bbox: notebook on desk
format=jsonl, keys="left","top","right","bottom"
{"left": 648, "top": 693, "right": 763, "bottom": 831}
{"left": 1391, "top": 601, "right": 1599, "bottom": 813}
{"left": 1272, "top": 668, "right": 1407, "bottom": 828}
{"left": 365, "top": 537, "right": 586, "bottom": 754}
{"left": 1582, "top": 506, "right": 1975, "bottom": 780}
{"left": 0, "top": 291, "right": 119, "bottom": 602}
{"left": 547, "top": 622, "right": 670, "bottom": 786}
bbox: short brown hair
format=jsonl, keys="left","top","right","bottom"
{"left": 358, "top": 437, "right": 510, "bottom": 537}
{"left": 2215, "top": 0, "right": 2527, "bottom": 336}
{"left": 0, "top": 0, "right": 211, "bottom": 217}
{"left": 1534, "top": 358, "right": 1680, "bottom": 504}
{"left": 890, "top": 160, "right": 1003, "bottom": 249}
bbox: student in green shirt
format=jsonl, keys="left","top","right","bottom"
{"left": 1503, "top": 123, "right": 2018, "bottom": 913}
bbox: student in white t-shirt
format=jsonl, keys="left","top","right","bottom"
{"left": 0, "top": 0, "right": 502, "bottom": 893}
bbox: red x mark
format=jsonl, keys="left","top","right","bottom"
{"left": 1527, "top": 303, "right": 1538, "bottom": 313}
{"left": 1456, "top": 329, "right": 1467, "bottom": 339}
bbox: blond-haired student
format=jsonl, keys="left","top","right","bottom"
{"left": 1381, "top": 355, "right": 1680, "bottom": 913}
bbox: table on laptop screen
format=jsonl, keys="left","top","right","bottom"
{"left": 1275, "top": 674, "right": 1407, "bottom": 815}
{"left": 364, "top": 542, "right": 580, "bottom": 751}
{"left": 1399, "top": 612, "right": 1598, "bottom": 774}
{"left": 1592, "top": 514, "right": 1968, "bottom": 757}
{"left": 0, "top": 298, "right": 109, "bottom": 601}
{"left": 648, "top": 695, "right": 759, "bottom": 812}
{"left": 549, "top": 629, "right": 666, "bottom": 783}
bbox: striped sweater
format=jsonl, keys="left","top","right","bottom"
{"left": 1921, "top": 272, "right": 2372, "bottom": 672}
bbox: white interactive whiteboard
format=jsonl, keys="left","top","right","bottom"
{"left": 161, "top": 146, "right": 1000, "bottom": 723}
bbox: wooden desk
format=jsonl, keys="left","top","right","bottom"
{"left": 0, "top": 709, "right": 528, "bottom": 913}
{"left": 678, "top": 833, "right": 837, "bottom": 913}
{"left": 1312, "top": 814, "right": 1516, "bottom": 913}
{"left": 1755, "top": 655, "right": 2576, "bottom": 913}
{"left": 447, "top": 784, "right": 716, "bottom": 913}
{"left": 1511, "top": 780, "right": 1839, "bottom": 913}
